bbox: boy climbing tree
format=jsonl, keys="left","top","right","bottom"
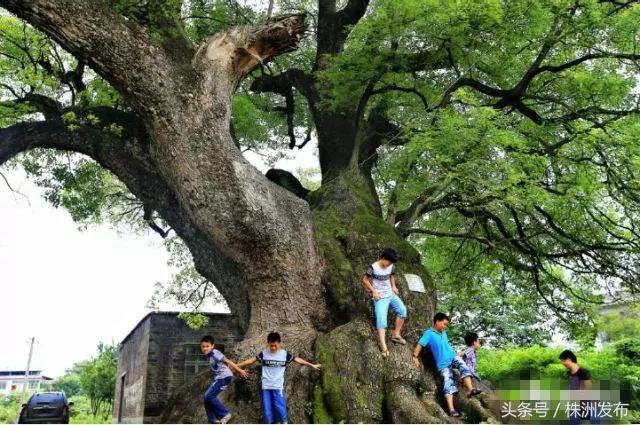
{"left": 413, "top": 313, "right": 482, "bottom": 417}
{"left": 361, "top": 248, "right": 408, "bottom": 358}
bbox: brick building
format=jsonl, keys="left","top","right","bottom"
{"left": 112, "top": 312, "right": 242, "bottom": 423}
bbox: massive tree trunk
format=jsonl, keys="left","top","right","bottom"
{"left": 0, "top": 0, "right": 326, "bottom": 337}
{"left": 0, "top": 1, "right": 500, "bottom": 423}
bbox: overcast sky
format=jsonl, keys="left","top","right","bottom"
{"left": 0, "top": 146, "right": 319, "bottom": 378}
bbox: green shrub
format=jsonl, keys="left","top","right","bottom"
{"left": 68, "top": 395, "right": 111, "bottom": 424}
{"left": 478, "top": 345, "right": 640, "bottom": 422}
{"left": 0, "top": 393, "right": 24, "bottom": 424}
{"left": 613, "top": 338, "right": 640, "bottom": 365}
{"left": 477, "top": 345, "right": 563, "bottom": 382}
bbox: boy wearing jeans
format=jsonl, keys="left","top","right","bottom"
{"left": 361, "top": 248, "right": 408, "bottom": 358}
{"left": 237, "top": 332, "right": 321, "bottom": 424}
{"left": 200, "top": 335, "right": 248, "bottom": 424}
{"left": 412, "top": 313, "right": 481, "bottom": 417}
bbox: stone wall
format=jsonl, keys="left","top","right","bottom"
{"left": 113, "top": 317, "right": 150, "bottom": 423}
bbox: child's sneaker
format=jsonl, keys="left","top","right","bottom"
{"left": 219, "top": 413, "right": 232, "bottom": 424}
{"left": 449, "top": 409, "right": 461, "bottom": 417}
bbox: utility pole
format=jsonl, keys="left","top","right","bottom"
{"left": 22, "top": 337, "right": 35, "bottom": 395}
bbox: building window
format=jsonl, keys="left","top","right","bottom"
{"left": 28, "top": 381, "right": 39, "bottom": 389}
{"left": 184, "top": 344, "right": 223, "bottom": 380}
{"left": 0, "top": 381, "right": 6, "bottom": 390}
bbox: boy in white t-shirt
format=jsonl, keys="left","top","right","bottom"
{"left": 361, "top": 248, "right": 408, "bottom": 358}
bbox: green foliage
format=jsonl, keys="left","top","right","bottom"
{"left": 231, "top": 92, "right": 295, "bottom": 160}
{"left": 479, "top": 345, "right": 565, "bottom": 382}
{"left": 68, "top": 395, "right": 111, "bottom": 424}
{"left": 613, "top": 339, "right": 640, "bottom": 365}
{"left": 177, "top": 312, "right": 210, "bottom": 329}
{"left": 0, "top": 17, "right": 65, "bottom": 111}
{"left": 52, "top": 367, "right": 83, "bottom": 398}
{"left": 296, "top": 167, "right": 321, "bottom": 191}
{"left": 0, "top": 393, "right": 23, "bottom": 424}
{"left": 597, "top": 304, "right": 640, "bottom": 343}
{"left": 182, "top": 0, "right": 254, "bottom": 44}
{"left": 48, "top": 346, "right": 117, "bottom": 423}
{"left": 75, "top": 343, "right": 118, "bottom": 418}
{"left": 147, "top": 236, "right": 227, "bottom": 321}
{"left": 17, "top": 152, "right": 149, "bottom": 231}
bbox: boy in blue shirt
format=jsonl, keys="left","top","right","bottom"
{"left": 412, "top": 313, "right": 481, "bottom": 417}
{"left": 237, "top": 332, "right": 321, "bottom": 424}
{"left": 200, "top": 335, "right": 248, "bottom": 424}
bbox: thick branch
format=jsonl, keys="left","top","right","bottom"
{"left": 405, "top": 228, "right": 495, "bottom": 247}
{"left": 0, "top": 111, "right": 143, "bottom": 167}
{"left": 250, "top": 69, "right": 316, "bottom": 149}
{"left": 316, "top": 0, "right": 370, "bottom": 62}
{"left": 196, "top": 14, "right": 307, "bottom": 95}
{"left": 395, "top": 180, "right": 451, "bottom": 233}
{"left": 1, "top": 0, "right": 176, "bottom": 116}
{"left": 0, "top": 115, "right": 256, "bottom": 332}
{"left": 336, "top": 0, "right": 370, "bottom": 28}
{"left": 251, "top": 68, "right": 315, "bottom": 101}
{"left": 0, "top": 89, "right": 62, "bottom": 120}
{"left": 438, "top": 50, "right": 640, "bottom": 124}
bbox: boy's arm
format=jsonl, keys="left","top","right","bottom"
{"left": 223, "top": 358, "right": 249, "bottom": 379}
{"left": 390, "top": 274, "right": 399, "bottom": 295}
{"left": 236, "top": 356, "right": 259, "bottom": 369}
{"left": 412, "top": 344, "right": 422, "bottom": 367}
{"left": 294, "top": 356, "right": 321, "bottom": 371}
{"left": 361, "top": 274, "right": 381, "bottom": 300}
{"left": 413, "top": 331, "right": 431, "bottom": 367}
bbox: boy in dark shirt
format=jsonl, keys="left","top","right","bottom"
{"left": 559, "top": 349, "right": 600, "bottom": 424}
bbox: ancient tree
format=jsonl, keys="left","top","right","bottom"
{"left": 2, "top": 0, "right": 640, "bottom": 422}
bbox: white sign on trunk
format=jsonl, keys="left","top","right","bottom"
{"left": 404, "top": 274, "right": 426, "bottom": 293}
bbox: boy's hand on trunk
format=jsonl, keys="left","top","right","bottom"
{"left": 412, "top": 356, "right": 421, "bottom": 368}
{"left": 392, "top": 286, "right": 399, "bottom": 295}
{"left": 372, "top": 290, "right": 381, "bottom": 300}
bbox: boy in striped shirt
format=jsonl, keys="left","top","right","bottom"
{"left": 463, "top": 331, "right": 481, "bottom": 381}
